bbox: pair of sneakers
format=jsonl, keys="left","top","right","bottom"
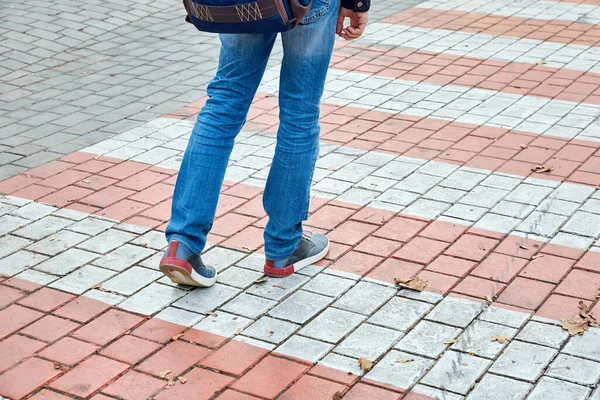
{"left": 159, "top": 233, "right": 329, "bottom": 287}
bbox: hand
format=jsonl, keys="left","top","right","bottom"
{"left": 336, "top": 7, "right": 368, "bottom": 40}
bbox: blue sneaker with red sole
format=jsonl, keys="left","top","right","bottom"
{"left": 264, "top": 232, "right": 329, "bottom": 277}
{"left": 160, "top": 240, "right": 217, "bottom": 287}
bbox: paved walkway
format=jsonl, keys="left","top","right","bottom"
{"left": 2, "top": 0, "right": 600, "bottom": 399}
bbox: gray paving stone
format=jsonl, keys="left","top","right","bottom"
{"left": 235, "top": 252, "right": 264, "bottom": 271}
{"left": 590, "top": 388, "right": 600, "bottom": 400}
{"left": 221, "top": 293, "right": 276, "bottom": 319}
{"left": 516, "top": 321, "right": 569, "bottom": 349}
{"left": 562, "top": 327, "right": 600, "bottom": 362}
{"left": 26, "top": 230, "right": 87, "bottom": 256}
{"left": 242, "top": 316, "right": 299, "bottom": 344}
{"left": 77, "top": 229, "right": 136, "bottom": 254}
{"left": 466, "top": 374, "right": 532, "bottom": 400}
{"left": 368, "top": 296, "right": 432, "bottom": 332}
{"left": 217, "top": 266, "right": 263, "bottom": 289}
{"left": 474, "top": 214, "right": 521, "bottom": 234}
{"left": 193, "top": 311, "right": 252, "bottom": 338}
{"left": 92, "top": 244, "right": 155, "bottom": 271}
{"left": 478, "top": 306, "right": 530, "bottom": 328}
{"left": 11, "top": 202, "right": 56, "bottom": 220}
{"left": 444, "top": 204, "right": 488, "bottom": 222}
{"left": 155, "top": 307, "right": 204, "bottom": 327}
{"left": 119, "top": 283, "right": 186, "bottom": 315}
{"left": 245, "top": 274, "right": 309, "bottom": 301}
{"left": 505, "top": 184, "right": 553, "bottom": 205}
{"left": 131, "top": 230, "right": 166, "bottom": 250}
{"left": 537, "top": 198, "right": 579, "bottom": 216}
{"left": 366, "top": 350, "right": 433, "bottom": 389}
{"left": 16, "top": 269, "right": 57, "bottom": 286}
{"left": 395, "top": 320, "right": 462, "bottom": 358}
{"left": 84, "top": 289, "right": 126, "bottom": 306}
{"left": 268, "top": 290, "right": 332, "bottom": 324}
{"left": 0, "top": 250, "right": 47, "bottom": 276}
{"left": 52, "top": 208, "right": 89, "bottom": 221}
{"left": 402, "top": 199, "right": 450, "bottom": 219}
{"left": 489, "top": 341, "right": 558, "bottom": 382}
{"left": 451, "top": 320, "right": 517, "bottom": 358}
{"left": 319, "top": 353, "right": 365, "bottom": 376}
{"left": 13, "top": 215, "right": 73, "bottom": 240}
{"left": 546, "top": 354, "right": 600, "bottom": 386}
{"left": 68, "top": 217, "right": 114, "bottom": 235}
{"left": 412, "top": 385, "right": 464, "bottom": 400}
{"left": 517, "top": 211, "right": 568, "bottom": 237}
{"left": 492, "top": 201, "right": 535, "bottom": 219}
{"left": 202, "top": 246, "right": 248, "bottom": 272}
{"left": 335, "top": 323, "right": 402, "bottom": 360}
{"left": 299, "top": 308, "right": 366, "bottom": 343}
{"left": 301, "top": 273, "right": 354, "bottom": 298}
{"left": 421, "top": 351, "right": 491, "bottom": 395}
{"left": 425, "top": 296, "right": 485, "bottom": 328}
{"left": 460, "top": 186, "right": 509, "bottom": 208}
{"left": 50, "top": 264, "right": 115, "bottom": 295}
{"left": 276, "top": 335, "right": 333, "bottom": 363}
{"left": 0, "top": 215, "right": 29, "bottom": 235}
{"left": 398, "top": 288, "right": 444, "bottom": 304}
{"left": 101, "top": 266, "right": 162, "bottom": 295}
{"left": 35, "top": 248, "right": 98, "bottom": 275}
{"left": 174, "top": 283, "right": 240, "bottom": 314}
{"left": 552, "top": 183, "right": 595, "bottom": 203}
{"left": 441, "top": 170, "right": 486, "bottom": 191}
{"left": 527, "top": 377, "right": 590, "bottom": 400}
{"left": 562, "top": 211, "right": 600, "bottom": 238}
{"left": 334, "top": 281, "right": 396, "bottom": 315}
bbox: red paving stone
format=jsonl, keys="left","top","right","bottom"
{"left": 101, "top": 335, "right": 162, "bottom": 364}
{"left": 136, "top": 340, "right": 212, "bottom": 377}
{"left": 343, "top": 383, "right": 402, "bottom": 400}
{"left": 154, "top": 367, "right": 234, "bottom": 400}
{"left": 20, "top": 314, "right": 80, "bottom": 342}
{"left": 0, "top": 285, "right": 25, "bottom": 308}
{"left": 17, "top": 287, "right": 75, "bottom": 312}
{"left": 51, "top": 355, "right": 129, "bottom": 397}
{"left": 0, "top": 334, "right": 46, "bottom": 372}
{"left": 37, "top": 337, "right": 98, "bottom": 366}
{"left": 0, "top": 304, "right": 43, "bottom": 340}
{"left": 201, "top": 339, "right": 269, "bottom": 376}
{"left": 52, "top": 295, "right": 112, "bottom": 323}
{"left": 0, "top": 357, "right": 62, "bottom": 399}
{"left": 231, "top": 356, "right": 308, "bottom": 399}
{"left": 72, "top": 309, "right": 144, "bottom": 345}
{"left": 497, "top": 277, "right": 555, "bottom": 310}
{"left": 133, "top": 318, "right": 187, "bottom": 344}
{"left": 280, "top": 375, "right": 346, "bottom": 399}
{"left": 102, "top": 370, "right": 165, "bottom": 400}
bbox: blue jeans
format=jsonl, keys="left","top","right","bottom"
{"left": 166, "top": 0, "right": 339, "bottom": 261}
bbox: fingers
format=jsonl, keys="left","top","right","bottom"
{"left": 336, "top": 12, "right": 344, "bottom": 35}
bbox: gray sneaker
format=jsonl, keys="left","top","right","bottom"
{"left": 264, "top": 232, "right": 330, "bottom": 277}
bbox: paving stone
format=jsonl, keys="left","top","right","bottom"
{"left": 174, "top": 283, "right": 240, "bottom": 314}
{"left": 268, "top": 291, "right": 332, "bottom": 324}
{"left": 131, "top": 231, "right": 166, "bottom": 250}
{"left": 333, "top": 281, "right": 396, "bottom": 315}
{"left": 546, "top": 354, "right": 600, "bottom": 386}
{"left": 102, "top": 266, "right": 162, "bottom": 295}
{"left": 478, "top": 306, "right": 530, "bottom": 328}
{"left": 425, "top": 296, "right": 485, "bottom": 328}
{"left": 84, "top": 289, "right": 126, "bottom": 306}
{"left": 0, "top": 250, "right": 47, "bottom": 276}
{"left": 505, "top": 184, "right": 553, "bottom": 205}
{"left": 451, "top": 320, "right": 517, "bottom": 359}
{"left": 242, "top": 316, "right": 299, "bottom": 344}
{"left": 516, "top": 321, "right": 569, "bottom": 349}
{"left": 395, "top": 320, "right": 462, "bottom": 358}
{"left": 16, "top": 269, "right": 58, "bottom": 286}
{"left": 92, "top": 244, "right": 155, "bottom": 271}
{"left": 202, "top": 246, "right": 246, "bottom": 272}
{"left": 398, "top": 288, "right": 443, "bottom": 304}
{"left": 466, "top": 374, "right": 532, "bottom": 400}
{"left": 68, "top": 218, "right": 114, "bottom": 235}
{"left": 221, "top": 293, "right": 276, "bottom": 319}
{"left": 13, "top": 216, "right": 74, "bottom": 240}
{"left": 193, "top": 311, "right": 252, "bottom": 338}
{"left": 527, "top": 377, "right": 590, "bottom": 400}
{"left": 562, "top": 327, "right": 600, "bottom": 362}
{"left": 50, "top": 264, "right": 115, "bottom": 295}
{"left": 26, "top": 230, "right": 88, "bottom": 256}
{"left": 276, "top": 335, "right": 333, "bottom": 363}
{"left": 318, "top": 353, "right": 364, "bottom": 377}
{"left": 421, "top": 351, "right": 491, "bottom": 395}
{"left": 335, "top": 323, "right": 402, "bottom": 360}
{"left": 0, "top": 215, "right": 30, "bottom": 235}
{"left": 517, "top": 211, "right": 568, "bottom": 237}
{"left": 402, "top": 199, "right": 450, "bottom": 219}
{"left": 245, "top": 274, "right": 309, "bottom": 301}
{"left": 492, "top": 201, "right": 535, "bottom": 219}
{"left": 301, "top": 274, "right": 354, "bottom": 297}
{"left": 489, "top": 341, "right": 558, "bottom": 382}
{"left": 412, "top": 385, "right": 464, "bottom": 400}
{"left": 562, "top": 212, "right": 600, "bottom": 238}
{"left": 591, "top": 388, "right": 600, "bottom": 400}
{"left": 35, "top": 248, "right": 98, "bottom": 275}
{"left": 368, "top": 296, "right": 432, "bottom": 332}
{"left": 77, "top": 229, "right": 136, "bottom": 254}
{"left": 155, "top": 307, "right": 204, "bottom": 327}
{"left": 366, "top": 350, "right": 433, "bottom": 389}
{"left": 11, "top": 202, "right": 56, "bottom": 220}
{"left": 299, "top": 308, "right": 365, "bottom": 343}
{"left": 217, "top": 266, "right": 263, "bottom": 289}
{"left": 53, "top": 208, "right": 89, "bottom": 221}
{"left": 119, "top": 283, "right": 186, "bottom": 315}
{"left": 552, "top": 183, "right": 595, "bottom": 203}
{"left": 441, "top": 170, "right": 486, "bottom": 191}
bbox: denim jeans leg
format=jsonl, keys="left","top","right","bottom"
{"left": 166, "top": 33, "right": 276, "bottom": 254}
{"left": 262, "top": 0, "right": 340, "bottom": 261}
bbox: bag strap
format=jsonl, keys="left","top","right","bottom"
{"left": 184, "top": 0, "right": 281, "bottom": 23}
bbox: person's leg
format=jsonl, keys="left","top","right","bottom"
{"left": 262, "top": 0, "right": 340, "bottom": 275}
{"left": 162, "top": 33, "right": 276, "bottom": 286}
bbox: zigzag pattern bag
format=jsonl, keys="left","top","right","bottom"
{"left": 183, "top": 0, "right": 312, "bottom": 33}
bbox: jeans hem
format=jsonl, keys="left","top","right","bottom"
{"left": 165, "top": 233, "right": 203, "bottom": 255}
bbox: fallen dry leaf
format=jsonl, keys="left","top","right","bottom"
{"left": 491, "top": 335, "right": 510, "bottom": 344}
{"left": 396, "top": 358, "right": 415, "bottom": 363}
{"left": 536, "top": 60, "right": 547, "bottom": 65}
{"left": 207, "top": 311, "right": 217, "bottom": 317}
{"left": 443, "top": 339, "right": 457, "bottom": 345}
{"left": 81, "top": 180, "right": 91, "bottom": 184}
{"left": 519, "top": 244, "right": 529, "bottom": 250}
{"left": 49, "top": 235, "right": 56, "bottom": 241}
{"left": 519, "top": 144, "right": 528, "bottom": 149}
{"left": 254, "top": 277, "right": 268, "bottom": 284}
{"left": 358, "top": 357, "right": 373, "bottom": 372}
{"left": 178, "top": 376, "right": 187, "bottom": 384}
{"left": 171, "top": 333, "right": 184, "bottom": 341}
{"left": 531, "top": 254, "right": 544, "bottom": 260}
{"left": 273, "top": 284, "right": 286, "bottom": 289}
{"left": 332, "top": 391, "right": 344, "bottom": 400}
{"left": 235, "top": 328, "right": 243, "bottom": 335}
{"left": 561, "top": 301, "right": 596, "bottom": 336}
{"left": 166, "top": 380, "right": 175, "bottom": 387}
{"left": 531, "top": 165, "right": 553, "bottom": 173}
{"left": 159, "top": 369, "right": 172, "bottom": 379}
{"left": 124, "top": 330, "right": 131, "bottom": 335}
{"left": 394, "top": 276, "right": 427, "bottom": 292}
{"left": 485, "top": 295, "right": 494, "bottom": 303}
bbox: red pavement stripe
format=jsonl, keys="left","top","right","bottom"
{"left": 330, "top": 41, "right": 600, "bottom": 105}
{"left": 382, "top": 8, "right": 600, "bottom": 47}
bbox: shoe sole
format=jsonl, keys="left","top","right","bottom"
{"left": 160, "top": 257, "right": 217, "bottom": 287}
{"left": 264, "top": 241, "right": 330, "bottom": 278}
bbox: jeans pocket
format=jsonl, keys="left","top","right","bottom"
{"left": 299, "top": 0, "right": 331, "bottom": 24}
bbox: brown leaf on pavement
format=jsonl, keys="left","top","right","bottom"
{"left": 491, "top": 335, "right": 510, "bottom": 344}
{"left": 273, "top": 284, "right": 286, "bottom": 289}
{"left": 443, "top": 339, "right": 457, "bottom": 345}
{"left": 207, "top": 311, "right": 217, "bottom": 317}
{"left": 159, "top": 369, "right": 172, "bottom": 379}
{"left": 171, "top": 333, "right": 184, "bottom": 341}
{"left": 166, "top": 380, "right": 175, "bottom": 387}
{"left": 485, "top": 295, "right": 493, "bottom": 303}
{"left": 358, "top": 357, "right": 373, "bottom": 372}
{"left": 254, "top": 277, "right": 268, "bottom": 284}
{"left": 178, "top": 376, "right": 187, "bottom": 384}
{"left": 531, "top": 254, "right": 544, "bottom": 260}
{"left": 396, "top": 358, "right": 415, "bottom": 363}
{"left": 561, "top": 301, "right": 596, "bottom": 336}
{"left": 531, "top": 165, "right": 553, "bottom": 173}
{"left": 332, "top": 391, "right": 344, "bottom": 400}
{"left": 395, "top": 276, "right": 427, "bottom": 292}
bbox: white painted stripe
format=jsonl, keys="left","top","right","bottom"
{"left": 83, "top": 118, "right": 600, "bottom": 253}
{"left": 418, "top": 0, "right": 600, "bottom": 24}
{"left": 257, "top": 67, "right": 600, "bottom": 142}
{"left": 357, "top": 23, "right": 600, "bottom": 73}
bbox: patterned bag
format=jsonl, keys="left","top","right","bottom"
{"left": 183, "top": 0, "right": 312, "bottom": 33}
